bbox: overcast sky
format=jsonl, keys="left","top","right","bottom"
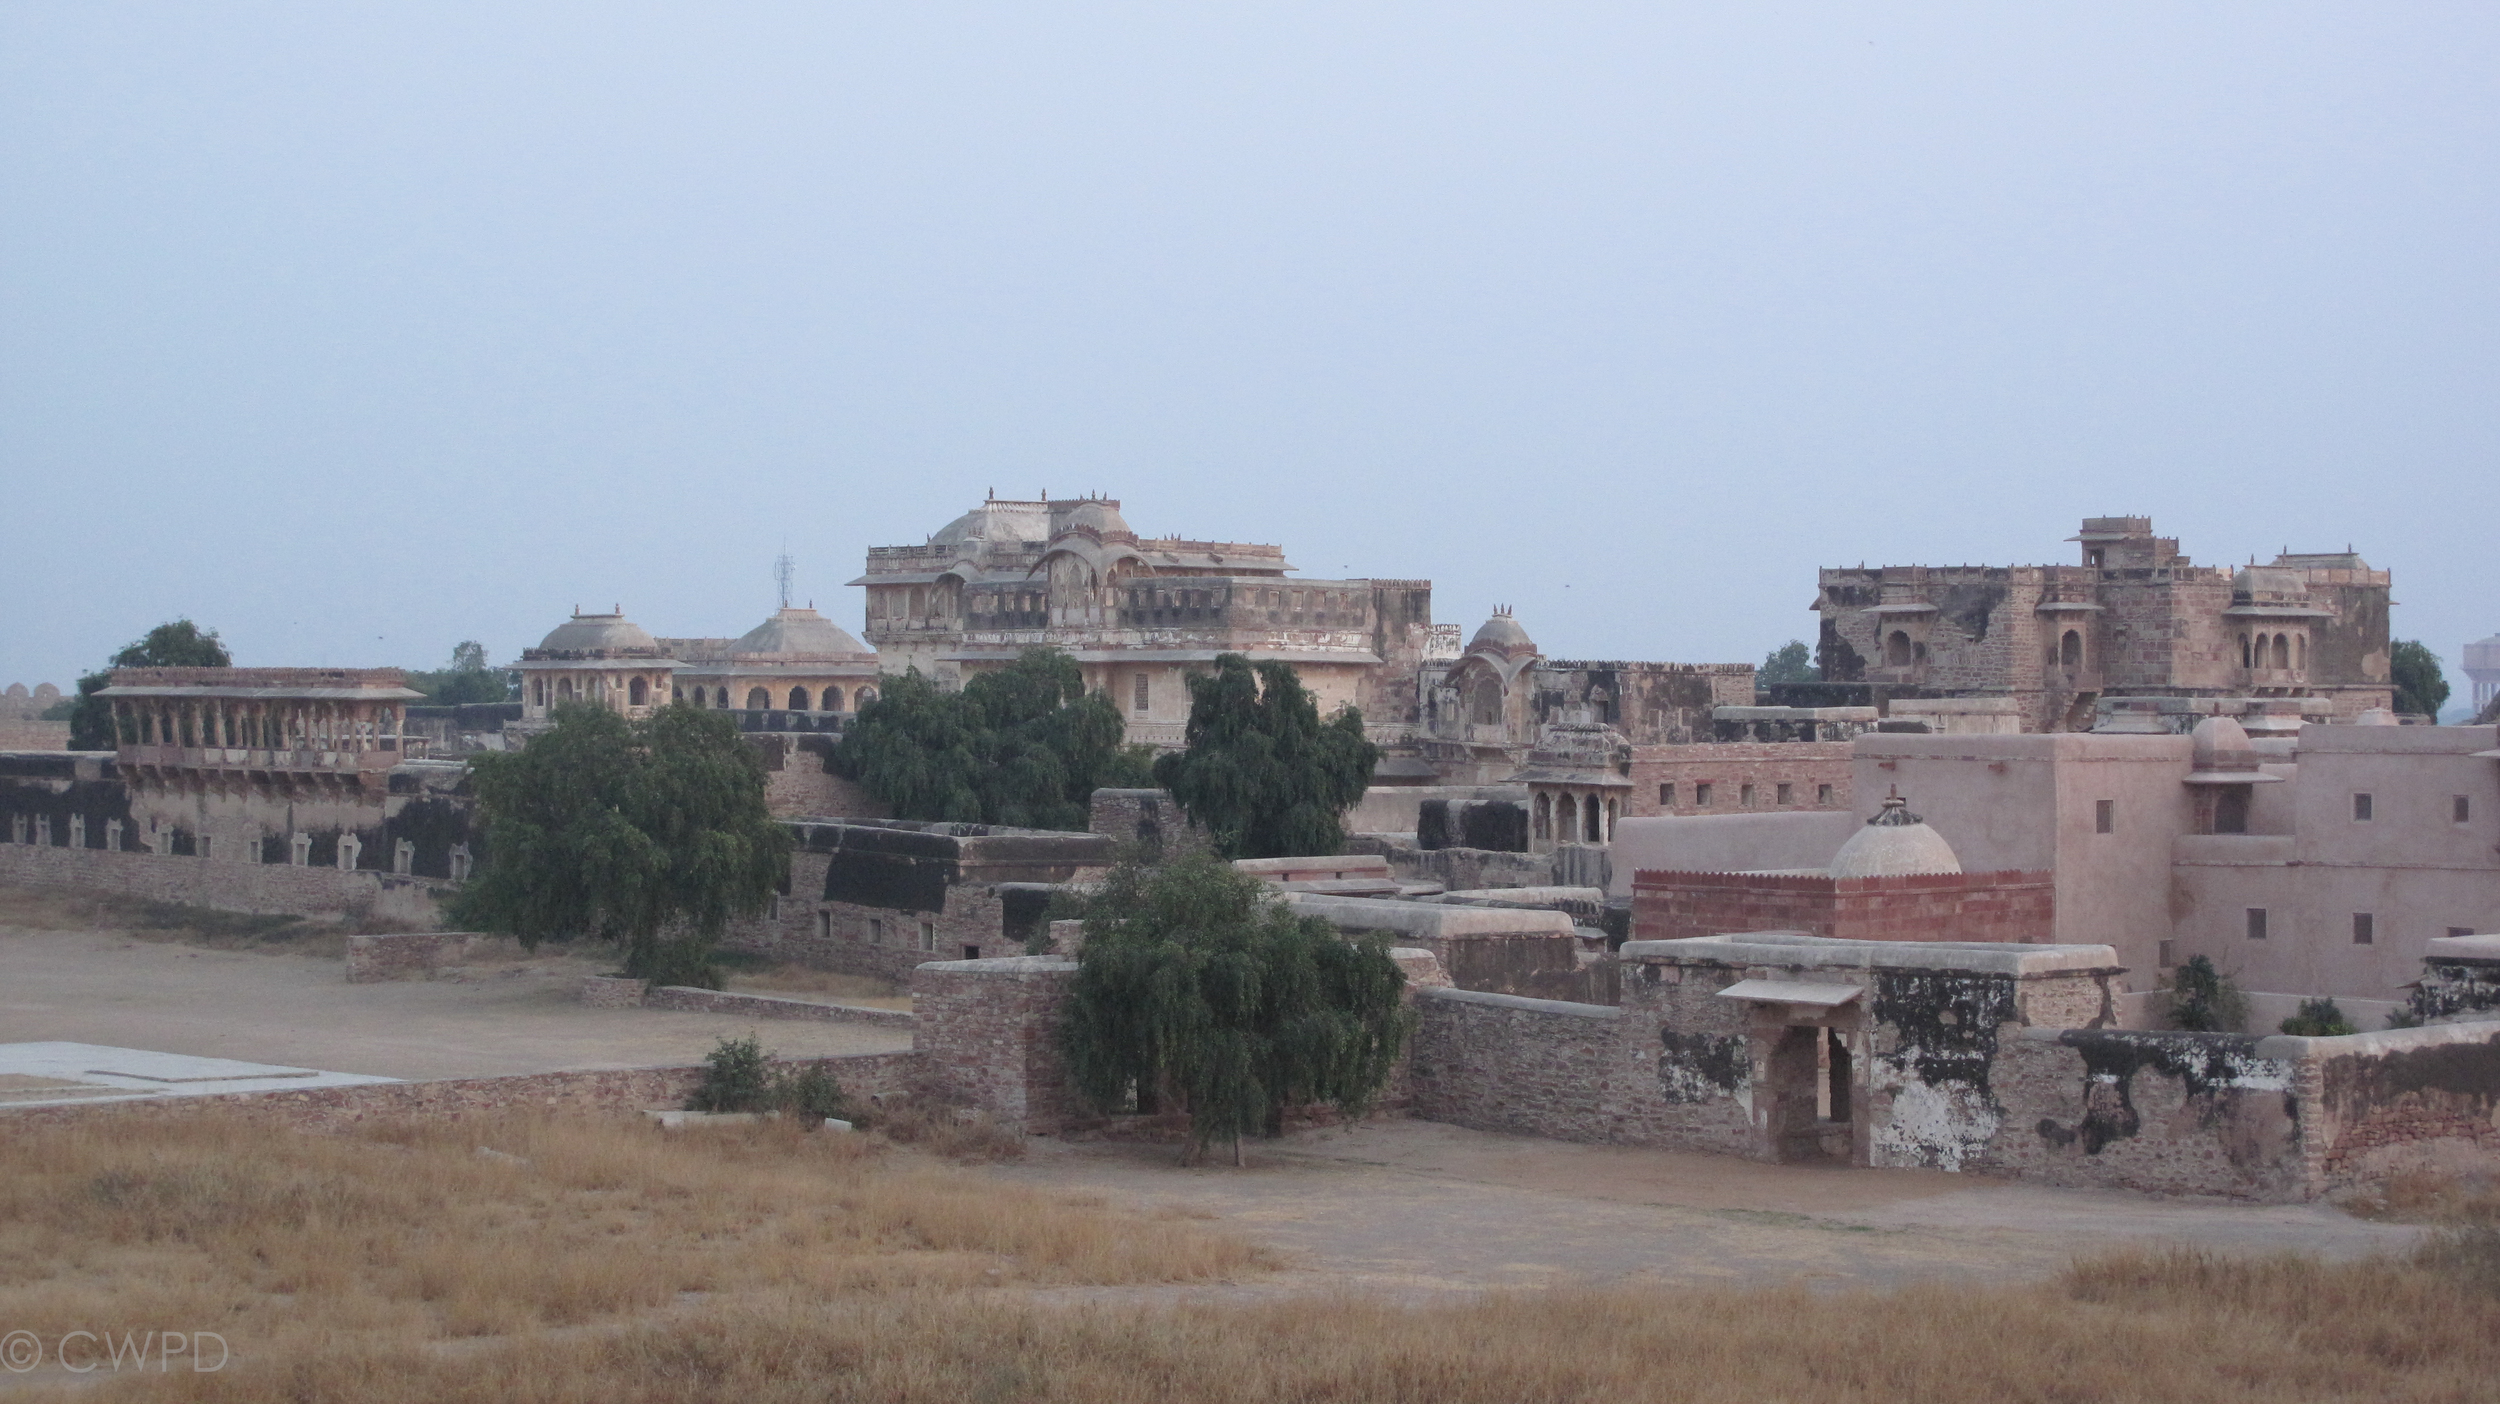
{"left": 4, "top": 4, "right": 2493, "bottom": 703}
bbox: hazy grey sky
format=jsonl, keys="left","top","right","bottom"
{"left": 5, "top": 4, "right": 2493, "bottom": 695}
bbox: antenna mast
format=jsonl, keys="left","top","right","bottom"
{"left": 773, "top": 551, "right": 795, "bottom": 611}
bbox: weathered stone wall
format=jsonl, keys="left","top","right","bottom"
{"left": 0, "top": 1052, "right": 922, "bottom": 1133}
{"left": 642, "top": 984, "right": 916, "bottom": 1029}
{"left": 2302, "top": 1023, "right": 2500, "bottom": 1191}
{"left": 0, "top": 833, "right": 451, "bottom": 924}
{"left": 1626, "top": 742, "right": 1854, "bottom": 818}
{"left": 753, "top": 734, "right": 890, "bottom": 819}
{"left": 1406, "top": 988, "right": 1624, "bottom": 1142}
{"left": 1630, "top": 869, "right": 2056, "bottom": 946}
{"left": 1085, "top": 788, "right": 1212, "bottom": 857}
{"left": 910, "top": 956, "right": 1087, "bottom": 1131}
{"left": 344, "top": 931, "right": 484, "bottom": 982}
{"left": 1977, "top": 1028, "right": 2304, "bottom": 1197}
{"left": 1352, "top": 837, "right": 1555, "bottom": 891}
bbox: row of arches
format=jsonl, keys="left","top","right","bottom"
{"left": 672, "top": 684, "right": 875, "bottom": 713}
{"left": 1532, "top": 790, "right": 1616, "bottom": 845}
{"left": 2240, "top": 631, "right": 2305, "bottom": 671}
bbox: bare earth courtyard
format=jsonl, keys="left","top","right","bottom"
{"left": 0, "top": 885, "right": 2417, "bottom": 1300}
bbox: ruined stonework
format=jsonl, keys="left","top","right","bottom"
{"left": 719, "top": 819, "right": 1113, "bottom": 980}
{"left": 344, "top": 931, "right": 484, "bottom": 982}
{"left": 1416, "top": 610, "right": 1758, "bottom": 782}
{"left": 1817, "top": 517, "right": 2394, "bottom": 732}
{"left": 909, "top": 956, "right": 1087, "bottom": 1132}
{"left": 1086, "top": 788, "right": 1212, "bottom": 857}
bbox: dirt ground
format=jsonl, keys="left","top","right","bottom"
{"left": 0, "top": 888, "right": 911, "bottom": 1079}
{"left": 0, "top": 883, "right": 2420, "bottom": 1293}
{"left": 1003, "top": 1120, "right": 2421, "bottom": 1295}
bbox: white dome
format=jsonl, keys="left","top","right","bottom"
{"left": 732, "top": 607, "right": 870, "bottom": 658}
{"left": 1468, "top": 610, "right": 1537, "bottom": 657}
{"left": 535, "top": 611, "right": 659, "bottom": 656}
{"left": 1827, "top": 792, "right": 1963, "bottom": 879}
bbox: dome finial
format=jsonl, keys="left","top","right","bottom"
{"left": 1867, "top": 786, "right": 1923, "bottom": 826}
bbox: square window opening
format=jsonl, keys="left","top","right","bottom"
{"left": 1776, "top": 782, "right": 1794, "bottom": 806}
{"left": 2246, "top": 908, "right": 2269, "bottom": 941}
{"left": 2157, "top": 939, "right": 2175, "bottom": 968}
{"left": 1695, "top": 782, "right": 1714, "bottom": 808}
{"left": 2353, "top": 913, "right": 2375, "bottom": 945}
{"left": 2094, "top": 799, "right": 2115, "bottom": 834}
{"left": 2353, "top": 793, "right": 2374, "bottom": 822}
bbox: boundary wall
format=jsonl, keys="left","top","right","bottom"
{"left": 0, "top": 837, "right": 450, "bottom": 925}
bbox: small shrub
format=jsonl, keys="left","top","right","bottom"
{"left": 2167, "top": 955, "right": 2249, "bottom": 1032}
{"left": 774, "top": 1063, "right": 852, "bottom": 1123}
{"left": 2279, "top": 997, "right": 2357, "bottom": 1037}
{"left": 687, "top": 1035, "right": 774, "bottom": 1113}
{"left": 686, "top": 1037, "right": 854, "bottom": 1124}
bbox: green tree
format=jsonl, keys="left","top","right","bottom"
{"left": 1759, "top": 639, "right": 1818, "bottom": 685}
{"left": 67, "top": 619, "right": 232, "bottom": 750}
{"left": 1059, "top": 853, "right": 1411, "bottom": 1164}
{"left": 832, "top": 648, "right": 1144, "bottom": 831}
{"left": 452, "top": 703, "right": 790, "bottom": 987}
{"left": 2278, "top": 997, "right": 2357, "bottom": 1037}
{"left": 2391, "top": 640, "right": 2451, "bottom": 719}
{"left": 405, "top": 640, "right": 516, "bottom": 705}
{"left": 2166, "top": 955, "right": 2249, "bottom": 1033}
{"left": 1151, "top": 654, "right": 1378, "bottom": 859}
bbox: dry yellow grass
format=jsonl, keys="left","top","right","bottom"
{"left": 721, "top": 964, "right": 911, "bottom": 1009}
{"left": 10, "top": 1109, "right": 2500, "bottom": 1403}
{"left": 0, "top": 1110, "right": 1266, "bottom": 1394}
{"left": 48, "top": 1245, "right": 2500, "bottom": 1404}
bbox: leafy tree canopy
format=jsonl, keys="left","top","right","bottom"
{"left": 1060, "top": 853, "right": 1410, "bottom": 1162}
{"left": 1152, "top": 654, "right": 1378, "bottom": 859}
{"left": 68, "top": 619, "right": 231, "bottom": 750}
{"left": 2166, "top": 955, "right": 2249, "bottom": 1033}
{"left": 831, "top": 648, "right": 1151, "bottom": 831}
{"left": 2391, "top": 639, "right": 2450, "bottom": 719}
{"left": 452, "top": 703, "right": 790, "bottom": 987}
{"left": 405, "top": 639, "right": 517, "bottom": 706}
{"left": 1759, "top": 639, "right": 1819, "bottom": 685}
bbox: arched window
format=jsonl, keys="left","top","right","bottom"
{"left": 1533, "top": 793, "right": 1551, "bottom": 842}
{"left": 856, "top": 687, "right": 877, "bottom": 708}
{"left": 714, "top": 688, "right": 731, "bottom": 708}
{"left": 823, "top": 686, "right": 844, "bottom": 712}
{"left": 628, "top": 677, "right": 649, "bottom": 706}
{"left": 2272, "top": 635, "right": 2291, "bottom": 670}
{"left": 2294, "top": 634, "right": 2306, "bottom": 671}
{"left": 1470, "top": 677, "right": 1503, "bottom": 726}
{"left": 2238, "top": 633, "right": 2251, "bottom": 668}
{"left": 789, "top": 687, "right": 810, "bottom": 711}
{"left": 2060, "top": 630, "right": 2082, "bottom": 668}
{"left": 1582, "top": 794, "right": 1602, "bottom": 843}
{"left": 746, "top": 688, "right": 771, "bottom": 710}
{"left": 1886, "top": 631, "right": 1912, "bottom": 667}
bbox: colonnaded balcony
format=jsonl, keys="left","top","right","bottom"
{"left": 96, "top": 668, "right": 428, "bottom": 792}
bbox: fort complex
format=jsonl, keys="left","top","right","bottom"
{"left": 4, "top": 505, "right": 2496, "bottom": 1205}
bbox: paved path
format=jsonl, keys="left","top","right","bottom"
{"left": 0, "top": 922, "right": 910, "bottom": 1080}
{"left": 999, "top": 1119, "right": 2420, "bottom": 1294}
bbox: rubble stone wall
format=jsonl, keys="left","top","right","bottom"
{"left": 0, "top": 837, "right": 450, "bottom": 924}
{"left": 0, "top": 1052, "right": 923, "bottom": 1133}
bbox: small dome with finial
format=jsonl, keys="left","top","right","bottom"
{"left": 1826, "top": 788, "right": 1963, "bottom": 879}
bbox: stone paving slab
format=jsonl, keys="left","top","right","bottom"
{"left": 0, "top": 1041, "right": 394, "bottom": 1107}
